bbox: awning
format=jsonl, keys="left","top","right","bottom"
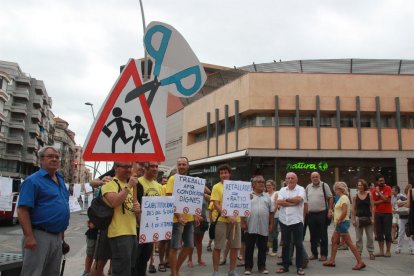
{"left": 189, "top": 150, "right": 247, "bottom": 166}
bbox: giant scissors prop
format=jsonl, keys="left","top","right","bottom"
{"left": 125, "top": 24, "right": 204, "bottom": 106}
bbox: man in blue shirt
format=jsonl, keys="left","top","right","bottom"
{"left": 18, "top": 146, "right": 70, "bottom": 275}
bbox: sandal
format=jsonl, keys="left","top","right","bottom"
{"left": 297, "top": 268, "right": 305, "bottom": 275}
{"left": 384, "top": 252, "right": 391, "bottom": 257}
{"left": 187, "top": 260, "right": 193, "bottom": 268}
{"left": 158, "top": 264, "right": 167, "bottom": 272}
{"left": 276, "top": 267, "right": 289, "bottom": 274}
{"left": 369, "top": 253, "right": 375, "bottom": 260}
{"left": 207, "top": 245, "right": 212, "bottom": 252}
{"left": 148, "top": 264, "right": 156, "bottom": 274}
{"left": 198, "top": 260, "right": 206, "bottom": 266}
{"left": 323, "top": 261, "right": 336, "bottom": 267}
{"left": 352, "top": 262, "right": 366, "bottom": 270}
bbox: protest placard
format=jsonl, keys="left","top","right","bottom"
{"left": 69, "top": 196, "right": 82, "bottom": 213}
{"left": 139, "top": 196, "right": 174, "bottom": 244}
{"left": 222, "top": 180, "right": 252, "bottom": 217}
{"left": 0, "top": 195, "right": 12, "bottom": 211}
{"left": 172, "top": 174, "right": 205, "bottom": 216}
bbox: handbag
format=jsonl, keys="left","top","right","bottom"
{"left": 396, "top": 206, "right": 409, "bottom": 216}
{"left": 199, "top": 220, "right": 209, "bottom": 232}
{"left": 208, "top": 215, "right": 221, "bottom": 240}
{"left": 358, "top": 216, "right": 371, "bottom": 227}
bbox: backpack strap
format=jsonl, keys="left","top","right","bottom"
{"left": 113, "top": 179, "right": 125, "bottom": 214}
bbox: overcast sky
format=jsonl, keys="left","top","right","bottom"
{"left": 1, "top": 0, "right": 413, "bottom": 147}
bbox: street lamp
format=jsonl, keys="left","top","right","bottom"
{"left": 84, "top": 102, "right": 98, "bottom": 179}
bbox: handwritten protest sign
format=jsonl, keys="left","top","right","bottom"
{"left": 172, "top": 175, "right": 205, "bottom": 216}
{"left": 222, "top": 180, "right": 252, "bottom": 217}
{"left": 139, "top": 196, "right": 174, "bottom": 244}
{"left": 69, "top": 196, "right": 82, "bottom": 213}
{"left": 0, "top": 195, "right": 12, "bottom": 211}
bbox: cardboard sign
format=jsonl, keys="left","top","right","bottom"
{"left": 222, "top": 180, "right": 252, "bottom": 217}
{"left": 139, "top": 196, "right": 174, "bottom": 244}
{"left": 172, "top": 175, "right": 205, "bottom": 216}
{"left": 69, "top": 196, "right": 82, "bottom": 213}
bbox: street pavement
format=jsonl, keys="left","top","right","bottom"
{"left": 1, "top": 212, "right": 413, "bottom": 275}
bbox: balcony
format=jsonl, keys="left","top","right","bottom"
{"left": 23, "top": 153, "right": 37, "bottom": 164}
{"left": 9, "top": 120, "right": 25, "bottom": 130}
{"left": 11, "top": 103, "right": 27, "bottom": 115}
{"left": 7, "top": 136, "right": 24, "bottom": 146}
{"left": 0, "top": 112, "right": 6, "bottom": 122}
{"left": 28, "top": 124, "right": 40, "bottom": 136}
{"left": 32, "top": 94, "right": 43, "bottom": 108}
{"left": 31, "top": 109, "right": 41, "bottom": 122}
{"left": 4, "top": 150, "right": 22, "bottom": 161}
{"left": 14, "top": 87, "right": 30, "bottom": 100}
{"left": 16, "top": 75, "right": 31, "bottom": 86}
{"left": 0, "top": 89, "right": 9, "bottom": 102}
{"left": 34, "top": 81, "right": 45, "bottom": 95}
{"left": 27, "top": 137, "right": 39, "bottom": 149}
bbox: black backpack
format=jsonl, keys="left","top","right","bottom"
{"left": 87, "top": 180, "right": 122, "bottom": 230}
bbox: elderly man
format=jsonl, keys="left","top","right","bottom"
{"left": 102, "top": 162, "right": 141, "bottom": 276}
{"left": 276, "top": 172, "right": 306, "bottom": 276}
{"left": 243, "top": 176, "right": 274, "bottom": 275}
{"left": 305, "top": 172, "right": 333, "bottom": 261}
{"left": 166, "top": 157, "right": 199, "bottom": 276}
{"left": 17, "top": 146, "right": 70, "bottom": 275}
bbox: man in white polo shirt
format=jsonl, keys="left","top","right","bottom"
{"left": 276, "top": 172, "right": 306, "bottom": 276}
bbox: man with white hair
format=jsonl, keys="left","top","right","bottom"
{"left": 276, "top": 172, "right": 306, "bottom": 276}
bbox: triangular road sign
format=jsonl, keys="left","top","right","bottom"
{"left": 83, "top": 59, "right": 165, "bottom": 162}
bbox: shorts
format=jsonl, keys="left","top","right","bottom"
{"left": 214, "top": 221, "right": 241, "bottom": 250}
{"left": 86, "top": 237, "right": 96, "bottom": 256}
{"left": 392, "top": 213, "right": 399, "bottom": 224}
{"left": 335, "top": 220, "right": 351, "bottom": 234}
{"left": 94, "top": 229, "right": 112, "bottom": 260}
{"left": 170, "top": 222, "right": 194, "bottom": 249}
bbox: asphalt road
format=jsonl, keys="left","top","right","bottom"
{"left": 1, "top": 212, "right": 413, "bottom": 275}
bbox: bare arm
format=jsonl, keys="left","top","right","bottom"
{"left": 90, "top": 176, "right": 113, "bottom": 189}
{"left": 104, "top": 177, "right": 138, "bottom": 208}
{"left": 351, "top": 196, "right": 356, "bottom": 224}
{"left": 369, "top": 192, "right": 375, "bottom": 222}
{"left": 17, "top": 206, "right": 36, "bottom": 250}
{"left": 337, "top": 203, "right": 348, "bottom": 223}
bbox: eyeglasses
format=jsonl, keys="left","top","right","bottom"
{"left": 43, "top": 154, "right": 60, "bottom": 160}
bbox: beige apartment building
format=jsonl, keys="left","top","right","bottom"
{"left": 178, "top": 59, "right": 414, "bottom": 189}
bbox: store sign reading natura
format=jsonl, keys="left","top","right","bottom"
{"left": 286, "top": 161, "right": 329, "bottom": 172}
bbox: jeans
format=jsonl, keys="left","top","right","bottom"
{"left": 308, "top": 211, "right": 328, "bottom": 257}
{"left": 271, "top": 218, "right": 279, "bottom": 252}
{"left": 280, "top": 222, "right": 304, "bottom": 270}
{"left": 245, "top": 232, "right": 268, "bottom": 271}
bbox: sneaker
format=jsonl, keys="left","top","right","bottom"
{"left": 228, "top": 271, "right": 239, "bottom": 276}
{"left": 260, "top": 269, "right": 269, "bottom": 274}
{"left": 395, "top": 248, "right": 401, "bottom": 254}
{"left": 81, "top": 273, "right": 90, "bottom": 276}
{"left": 269, "top": 252, "right": 277, "bottom": 257}
{"left": 244, "top": 270, "right": 252, "bottom": 275}
{"left": 148, "top": 264, "right": 156, "bottom": 273}
{"left": 213, "top": 272, "right": 220, "bottom": 276}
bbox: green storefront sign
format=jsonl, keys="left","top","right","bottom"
{"left": 286, "top": 161, "right": 329, "bottom": 172}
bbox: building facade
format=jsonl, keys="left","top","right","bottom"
{"left": 54, "top": 117, "right": 76, "bottom": 183}
{"left": 0, "top": 61, "right": 55, "bottom": 178}
{"left": 178, "top": 59, "right": 414, "bottom": 189}
{"left": 73, "top": 145, "right": 92, "bottom": 184}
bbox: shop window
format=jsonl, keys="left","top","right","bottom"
{"left": 340, "top": 116, "right": 354, "bottom": 127}
{"left": 360, "top": 115, "right": 376, "bottom": 128}
{"left": 380, "top": 115, "right": 396, "bottom": 128}
{"left": 279, "top": 115, "right": 295, "bottom": 126}
{"left": 299, "top": 115, "right": 314, "bottom": 127}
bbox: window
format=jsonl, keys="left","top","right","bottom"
{"left": 195, "top": 132, "right": 207, "bottom": 142}
{"left": 279, "top": 115, "right": 295, "bottom": 126}
{"left": 360, "top": 115, "right": 376, "bottom": 128}
{"left": 340, "top": 116, "right": 354, "bottom": 127}
{"left": 401, "top": 115, "right": 414, "bottom": 128}
{"left": 299, "top": 115, "right": 314, "bottom": 127}
{"left": 380, "top": 115, "right": 396, "bottom": 128}
{"left": 256, "top": 115, "right": 274, "bottom": 126}
{"left": 320, "top": 115, "right": 336, "bottom": 127}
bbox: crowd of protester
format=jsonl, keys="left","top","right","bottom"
{"left": 15, "top": 146, "right": 414, "bottom": 276}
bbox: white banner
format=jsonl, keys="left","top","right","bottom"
{"left": 73, "top": 184, "right": 82, "bottom": 198}
{"left": 0, "top": 176, "right": 13, "bottom": 196}
{"left": 139, "top": 196, "right": 174, "bottom": 244}
{"left": 84, "top": 183, "right": 93, "bottom": 193}
{"left": 172, "top": 175, "right": 205, "bottom": 216}
{"left": 69, "top": 196, "right": 82, "bottom": 212}
{"left": 0, "top": 194, "right": 13, "bottom": 211}
{"left": 222, "top": 180, "right": 252, "bottom": 217}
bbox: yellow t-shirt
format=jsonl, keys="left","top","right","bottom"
{"left": 139, "top": 176, "right": 163, "bottom": 196}
{"left": 166, "top": 174, "right": 194, "bottom": 223}
{"left": 102, "top": 177, "right": 136, "bottom": 238}
{"left": 334, "top": 194, "right": 351, "bottom": 225}
{"left": 210, "top": 182, "right": 241, "bottom": 223}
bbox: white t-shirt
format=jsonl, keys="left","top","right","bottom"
{"left": 278, "top": 185, "right": 305, "bottom": 226}
{"left": 269, "top": 191, "right": 279, "bottom": 218}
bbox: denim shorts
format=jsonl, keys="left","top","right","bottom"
{"left": 170, "top": 222, "right": 194, "bottom": 249}
{"left": 335, "top": 220, "right": 351, "bottom": 234}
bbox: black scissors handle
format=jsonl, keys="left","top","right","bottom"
{"left": 125, "top": 77, "right": 160, "bottom": 103}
